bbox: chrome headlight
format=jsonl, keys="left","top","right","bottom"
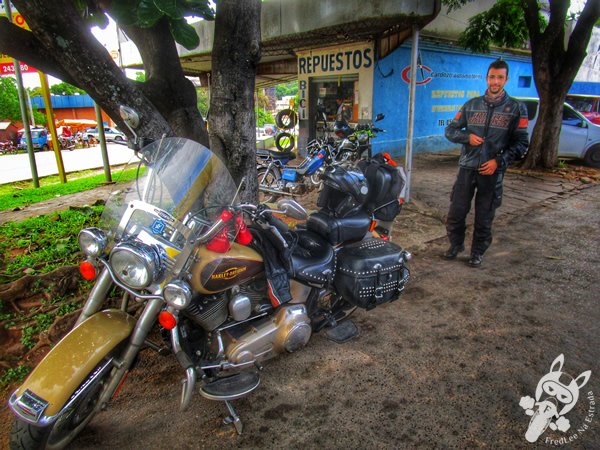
{"left": 78, "top": 228, "right": 108, "bottom": 257}
{"left": 163, "top": 280, "right": 192, "bottom": 310}
{"left": 109, "top": 242, "right": 165, "bottom": 289}
{"left": 357, "top": 132, "right": 368, "bottom": 144}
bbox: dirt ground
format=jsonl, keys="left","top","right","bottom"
{"left": 1, "top": 159, "right": 599, "bottom": 448}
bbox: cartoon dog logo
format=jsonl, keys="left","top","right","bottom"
{"left": 520, "top": 354, "right": 591, "bottom": 443}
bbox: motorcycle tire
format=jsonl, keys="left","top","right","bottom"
{"left": 275, "top": 109, "right": 298, "bottom": 130}
{"left": 10, "top": 354, "right": 118, "bottom": 450}
{"left": 258, "top": 167, "right": 282, "bottom": 204}
{"left": 275, "top": 132, "right": 295, "bottom": 152}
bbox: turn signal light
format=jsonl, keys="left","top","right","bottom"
{"left": 235, "top": 215, "right": 253, "bottom": 245}
{"left": 206, "top": 227, "right": 231, "bottom": 253}
{"left": 79, "top": 261, "right": 97, "bottom": 280}
{"left": 158, "top": 311, "right": 177, "bottom": 330}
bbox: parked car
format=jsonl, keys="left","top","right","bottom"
{"left": 517, "top": 97, "right": 600, "bottom": 168}
{"left": 18, "top": 127, "right": 49, "bottom": 151}
{"left": 85, "top": 126, "right": 126, "bottom": 142}
{"left": 565, "top": 94, "right": 600, "bottom": 125}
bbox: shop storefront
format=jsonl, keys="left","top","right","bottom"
{"left": 296, "top": 42, "right": 374, "bottom": 150}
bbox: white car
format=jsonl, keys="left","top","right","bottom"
{"left": 517, "top": 97, "right": 600, "bottom": 167}
{"left": 85, "top": 126, "right": 126, "bottom": 142}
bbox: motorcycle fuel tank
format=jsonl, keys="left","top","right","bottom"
{"left": 191, "top": 243, "right": 264, "bottom": 294}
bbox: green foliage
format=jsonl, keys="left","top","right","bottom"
{"left": 275, "top": 81, "right": 298, "bottom": 100}
{"left": 108, "top": 0, "right": 215, "bottom": 50}
{"left": 49, "top": 82, "right": 87, "bottom": 96}
{"left": 0, "top": 365, "right": 31, "bottom": 388}
{"left": 256, "top": 109, "right": 275, "bottom": 127}
{"left": 0, "top": 168, "right": 139, "bottom": 212}
{"left": 0, "top": 77, "right": 23, "bottom": 122}
{"left": 456, "top": 0, "right": 532, "bottom": 53}
{"left": 0, "top": 207, "right": 104, "bottom": 283}
{"left": 442, "top": 0, "right": 547, "bottom": 54}
{"left": 135, "top": 71, "right": 146, "bottom": 82}
{"left": 197, "top": 87, "right": 209, "bottom": 118}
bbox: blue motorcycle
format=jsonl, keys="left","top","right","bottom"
{"left": 257, "top": 138, "right": 334, "bottom": 203}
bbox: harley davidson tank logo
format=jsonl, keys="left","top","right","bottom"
{"left": 211, "top": 267, "right": 247, "bottom": 280}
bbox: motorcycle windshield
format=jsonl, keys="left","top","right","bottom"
{"left": 100, "top": 138, "right": 237, "bottom": 239}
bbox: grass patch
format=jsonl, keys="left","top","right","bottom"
{"left": 0, "top": 167, "right": 140, "bottom": 212}
{"left": 0, "top": 365, "right": 31, "bottom": 388}
{"left": 0, "top": 206, "right": 104, "bottom": 283}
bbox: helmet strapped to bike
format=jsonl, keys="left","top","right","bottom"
{"left": 333, "top": 120, "right": 352, "bottom": 138}
{"left": 317, "top": 166, "right": 369, "bottom": 217}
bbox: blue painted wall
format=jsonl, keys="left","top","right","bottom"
{"left": 372, "top": 40, "right": 538, "bottom": 157}
{"left": 31, "top": 94, "right": 95, "bottom": 109}
{"left": 570, "top": 82, "right": 600, "bottom": 96}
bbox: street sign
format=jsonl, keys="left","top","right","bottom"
{"left": 0, "top": 9, "right": 36, "bottom": 75}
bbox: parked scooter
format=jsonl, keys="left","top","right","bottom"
{"left": 8, "top": 106, "right": 410, "bottom": 448}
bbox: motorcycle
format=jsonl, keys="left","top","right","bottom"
{"left": 256, "top": 137, "right": 336, "bottom": 202}
{"left": 8, "top": 106, "right": 410, "bottom": 449}
{"left": 331, "top": 113, "right": 386, "bottom": 164}
{"left": 0, "top": 140, "right": 18, "bottom": 154}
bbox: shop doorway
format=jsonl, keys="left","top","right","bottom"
{"left": 307, "top": 75, "right": 358, "bottom": 141}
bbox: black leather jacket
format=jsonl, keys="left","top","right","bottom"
{"left": 445, "top": 92, "right": 529, "bottom": 170}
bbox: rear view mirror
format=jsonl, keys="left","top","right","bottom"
{"left": 375, "top": 113, "right": 385, "bottom": 122}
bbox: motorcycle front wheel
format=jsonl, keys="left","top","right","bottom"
{"left": 258, "top": 167, "right": 281, "bottom": 203}
{"left": 10, "top": 355, "right": 118, "bottom": 450}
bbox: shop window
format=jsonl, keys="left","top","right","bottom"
{"left": 518, "top": 76, "right": 532, "bottom": 88}
{"left": 313, "top": 79, "right": 356, "bottom": 123}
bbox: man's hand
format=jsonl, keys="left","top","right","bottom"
{"left": 479, "top": 159, "right": 498, "bottom": 175}
{"left": 469, "top": 134, "right": 484, "bottom": 146}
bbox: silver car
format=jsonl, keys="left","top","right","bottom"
{"left": 517, "top": 97, "right": 600, "bottom": 168}
{"left": 85, "top": 126, "right": 126, "bottom": 142}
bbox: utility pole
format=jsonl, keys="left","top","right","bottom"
{"left": 3, "top": 0, "right": 39, "bottom": 187}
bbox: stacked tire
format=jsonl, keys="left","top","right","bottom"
{"left": 274, "top": 109, "right": 298, "bottom": 152}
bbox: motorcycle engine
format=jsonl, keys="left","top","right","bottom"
{"left": 222, "top": 304, "right": 312, "bottom": 365}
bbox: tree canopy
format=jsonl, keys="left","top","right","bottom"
{"left": 0, "top": 77, "right": 46, "bottom": 125}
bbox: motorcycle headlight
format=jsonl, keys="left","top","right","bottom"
{"left": 78, "top": 228, "right": 108, "bottom": 257}
{"left": 357, "top": 132, "right": 368, "bottom": 144}
{"left": 163, "top": 280, "right": 192, "bottom": 310}
{"left": 109, "top": 242, "right": 165, "bottom": 289}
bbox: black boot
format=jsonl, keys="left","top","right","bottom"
{"left": 467, "top": 253, "right": 483, "bottom": 267}
{"left": 442, "top": 244, "right": 464, "bottom": 260}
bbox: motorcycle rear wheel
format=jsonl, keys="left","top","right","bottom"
{"left": 10, "top": 356, "right": 117, "bottom": 450}
{"left": 258, "top": 167, "right": 281, "bottom": 203}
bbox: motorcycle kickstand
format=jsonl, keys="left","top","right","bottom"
{"left": 223, "top": 400, "right": 243, "bottom": 435}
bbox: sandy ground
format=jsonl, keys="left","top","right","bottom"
{"left": 2, "top": 155, "right": 599, "bottom": 448}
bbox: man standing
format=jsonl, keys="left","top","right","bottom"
{"left": 443, "top": 59, "right": 529, "bottom": 267}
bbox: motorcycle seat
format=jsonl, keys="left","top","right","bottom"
{"left": 257, "top": 148, "right": 296, "bottom": 161}
{"left": 306, "top": 209, "right": 371, "bottom": 246}
{"left": 290, "top": 230, "right": 335, "bottom": 287}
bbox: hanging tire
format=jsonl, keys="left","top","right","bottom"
{"left": 257, "top": 167, "right": 281, "bottom": 204}
{"left": 10, "top": 356, "right": 117, "bottom": 450}
{"left": 275, "top": 109, "right": 297, "bottom": 130}
{"left": 584, "top": 144, "right": 600, "bottom": 168}
{"left": 275, "top": 132, "right": 295, "bottom": 152}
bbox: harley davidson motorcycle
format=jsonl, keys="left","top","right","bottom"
{"left": 8, "top": 107, "right": 410, "bottom": 449}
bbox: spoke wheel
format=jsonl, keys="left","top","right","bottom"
{"left": 258, "top": 167, "right": 281, "bottom": 203}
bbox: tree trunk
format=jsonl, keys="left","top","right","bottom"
{"left": 209, "top": 0, "right": 261, "bottom": 201}
{"left": 520, "top": 0, "right": 600, "bottom": 169}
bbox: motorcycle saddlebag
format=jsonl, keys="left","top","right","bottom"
{"left": 334, "top": 239, "right": 409, "bottom": 310}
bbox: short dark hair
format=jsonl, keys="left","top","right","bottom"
{"left": 487, "top": 59, "right": 509, "bottom": 77}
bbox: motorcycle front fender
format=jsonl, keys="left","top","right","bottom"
{"left": 9, "top": 309, "right": 135, "bottom": 423}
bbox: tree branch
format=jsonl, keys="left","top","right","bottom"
{"left": 0, "top": 18, "right": 73, "bottom": 83}
{"left": 521, "top": 0, "right": 541, "bottom": 47}
{"left": 564, "top": 0, "right": 600, "bottom": 70}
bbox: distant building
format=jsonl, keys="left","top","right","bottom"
{"left": 0, "top": 121, "right": 19, "bottom": 144}
{"left": 30, "top": 94, "right": 113, "bottom": 126}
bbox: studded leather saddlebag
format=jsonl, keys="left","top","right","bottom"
{"left": 334, "top": 239, "right": 410, "bottom": 310}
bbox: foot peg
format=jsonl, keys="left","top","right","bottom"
{"left": 325, "top": 319, "right": 359, "bottom": 343}
{"left": 199, "top": 371, "right": 260, "bottom": 401}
